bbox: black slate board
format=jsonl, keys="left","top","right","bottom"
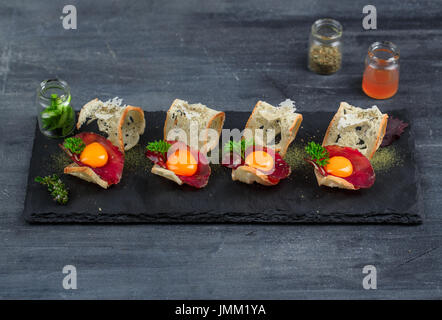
{"left": 23, "top": 110, "right": 422, "bottom": 224}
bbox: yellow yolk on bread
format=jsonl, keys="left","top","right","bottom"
{"left": 325, "top": 156, "right": 353, "bottom": 178}
{"left": 166, "top": 149, "right": 198, "bottom": 176}
{"left": 244, "top": 150, "right": 274, "bottom": 172}
{"left": 79, "top": 142, "right": 109, "bottom": 168}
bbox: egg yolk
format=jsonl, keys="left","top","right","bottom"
{"left": 244, "top": 150, "right": 274, "bottom": 172}
{"left": 79, "top": 142, "right": 109, "bottom": 168}
{"left": 166, "top": 149, "right": 198, "bottom": 176}
{"left": 325, "top": 156, "right": 353, "bottom": 178}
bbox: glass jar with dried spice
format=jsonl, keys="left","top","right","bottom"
{"left": 308, "top": 18, "right": 343, "bottom": 75}
{"left": 362, "top": 41, "right": 400, "bottom": 99}
{"left": 36, "top": 79, "right": 75, "bottom": 138}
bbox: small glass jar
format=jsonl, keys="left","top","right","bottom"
{"left": 308, "top": 18, "right": 343, "bottom": 75}
{"left": 36, "top": 79, "right": 75, "bottom": 138}
{"left": 362, "top": 41, "right": 400, "bottom": 99}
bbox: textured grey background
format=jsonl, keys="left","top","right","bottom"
{"left": 0, "top": 0, "right": 441, "bottom": 299}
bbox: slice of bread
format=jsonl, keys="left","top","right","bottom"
{"left": 64, "top": 163, "right": 109, "bottom": 189}
{"left": 244, "top": 100, "right": 303, "bottom": 157}
{"left": 232, "top": 166, "right": 276, "bottom": 186}
{"left": 314, "top": 169, "right": 356, "bottom": 190}
{"left": 163, "top": 99, "right": 225, "bottom": 153}
{"left": 322, "top": 102, "right": 388, "bottom": 159}
{"left": 77, "top": 97, "right": 145, "bottom": 152}
{"left": 151, "top": 164, "right": 183, "bottom": 186}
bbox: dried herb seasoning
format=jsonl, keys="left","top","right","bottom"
{"left": 308, "top": 18, "right": 343, "bottom": 75}
{"left": 308, "top": 44, "right": 342, "bottom": 75}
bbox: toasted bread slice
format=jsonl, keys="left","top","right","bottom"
{"left": 151, "top": 164, "right": 183, "bottom": 186}
{"left": 232, "top": 166, "right": 277, "bottom": 186}
{"left": 322, "top": 102, "right": 388, "bottom": 159}
{"left": 64, "top": 163, "right": 109, "bottom": 189}
{"left": 244, "top": 100, "right": 303, "bottom": 157}
{"left": 164, "top": 99, "right": 225, "bottom": 153}
{"left": 77, "top": 97, "right": 145, "bottom": 152}
{"left": 313, "top": 168, "right": 355, "bottom": 190}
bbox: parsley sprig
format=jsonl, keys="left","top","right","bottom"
{"left": 305, "top": 141, "right": 329, "bottom": 167}
{"left": 63, "top": 137, "right": 86, "bottom": 155}
{"left": 146, "top": 140, "right": 172, "bottom": 157}
{"left": 223, "top": 139, "right": 254, "bottom": 160}
{"left": 35, "top": 174, "right": 69, "bottom": 205}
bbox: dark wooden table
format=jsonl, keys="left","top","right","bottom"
{"left": 1, "top": 0, "right": 441, "bottom": 299}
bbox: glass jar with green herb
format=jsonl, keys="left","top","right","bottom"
{"left": 36, "top": 79, "right": 75, "bottom": 138}
{"left": 308, "top": 18, "right": 343, "bottom": 75}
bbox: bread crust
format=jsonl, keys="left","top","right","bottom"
{"left": 370, "top": 113, "right": 388, "bottom": 159}
{"left": 282, "top": 113, "right": 303, "bottom": 157}
{"left": 244, "top": 100, "right": 261, "bottom": 129}
{"left": 204, "top": 111, "right": 226, "bottom": 152}
{"left": 64, "top": 163, "right": 109, "bottom": 189}
{"left": 313, "top": 169, "right": 356, "bottom": 190}
{"left": 117, "top": 105, "right": 145, "bottom": 152}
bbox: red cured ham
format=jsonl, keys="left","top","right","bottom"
{"left": 146, "top": 140, "right": 211, "bottom": 188}
{"left": 244, "top": 145, "right": 291, "bottom": 181}
{"left": 223, "top": 145, "right": 291, "bottom": 185}
{"left": 60, "top": 132, "right": 124, "bottom": 186}
{"left": 322, "top": 145, "right": 375, "bottom": 189}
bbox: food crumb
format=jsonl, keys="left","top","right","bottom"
{"left": 49, "top": 152, "right": 71, "bottom": 173}
{"left": 124, "top": 145, "right": 153, "bottom": 172}
{"left": 371, "top": 145, "right": 404, "bottom": 172}
{"left": 283, "top": 143, "right": 309, "bottom": 170}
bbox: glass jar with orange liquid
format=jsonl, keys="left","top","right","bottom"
{"left": 362, "top": 41, "right": 400, "bottom": 99}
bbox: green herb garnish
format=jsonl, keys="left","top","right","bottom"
{"left": 35, "top": 174, "right": 69, "bottom": 205}
{"left": 40, "top": 93, "right": 74, "bottom": 136}
{"left": 305, "top": 141, "right": 330, "bottom": 167}
{"left": 63, "top": 137, "right": 85, "bottom": 154}
{"left": 224, "top": 138, "right": 254, "bottom": 160}
{"left": 146, "top": 140, "right": 172, "bottom": 157}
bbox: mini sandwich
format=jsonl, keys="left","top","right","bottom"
{"left": 306, "top": 102, "right": 388, "bottom": 190}
{"left": 223, "top": 100, "right": 303, "bottom": 186}
{"left": 61, "top": 97, "right": 146, "bottom": 188}
{"left": 145, "top": 99, "right": 225, "bottom": 188}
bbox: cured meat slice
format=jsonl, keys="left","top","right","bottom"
{"left": 61, "top": 132, "right": 124, "bottom": 186}
{"left": 146, "top": 140, "right": 211, "bottom": 188}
